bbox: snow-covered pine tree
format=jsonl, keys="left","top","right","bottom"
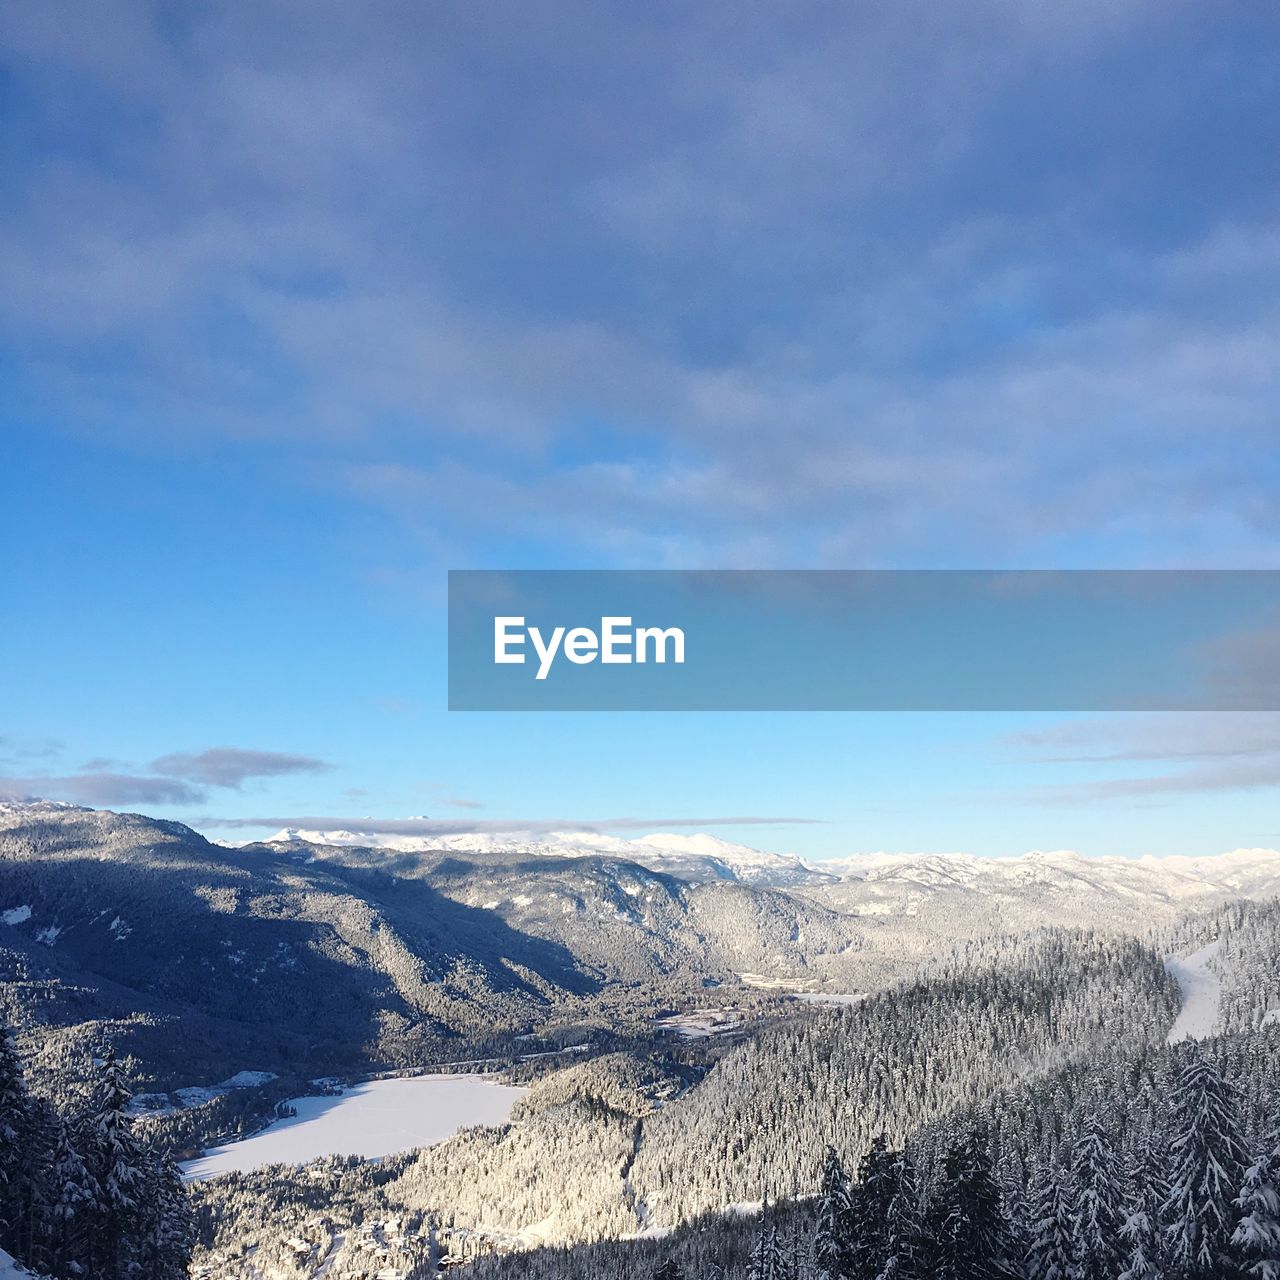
{"left": 927, "top": 1124, "right": 1019, "bottom": 1280}
{"left": 46, "top": 1116, "right": 99, "bottom": 1279}
{"left": 850, "top": 1136, "right": 897, "bottom": 1280}
{"left": 140, "top": 1149, "right": 194, "bottom": 1280}
{"left": 1117, "top": 1136, "right": 1164, "bottom": 1280}
{"left": 0, "top": 1027, "right": 48, "bottom": 1270}
{"left": 82, "top": 1049, "right": 150, "bottom": 1278}
{"left": 814, "top": 1147, "right": 853, "bottom": 1280}
{"left": 748, "top": 1201, "right": 789, "bottom": 1280}
{"left": 1232, "top": 1120, "right": 1280, "bottom": 1280}
{"left": 1025, "top": 1164, "right": 1074, "bottom": 1280}
{"left": 1161, "top": 1046, "right": 1248, "bottom": 1279}
{"left": 1071, "top": 1112, "right": 1123, "bottom": 1280}
{"left": 653, "top": 1258, "right": 685, "bottom": 1280}
{"left": 876, "top": 1150, "right": 924, "bottom": 1280}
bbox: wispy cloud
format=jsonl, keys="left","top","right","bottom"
{"left": 1010, "top": 712, "right": 1280, "bottom": 801}
{"left": 206, "top": 814, "right": 823, "bottom": 836}
{"left": 0, "top": 773, "right": 206, "bottom": 807}
{"left": 1, "top": 744, "right": 335, "bottom": 808}
{"left": 151, "top": 747, "right": 333, "bottom": 789}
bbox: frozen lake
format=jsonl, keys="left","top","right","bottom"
{"left": 182, "top": 1074, "right": 527, "bottom": 1180}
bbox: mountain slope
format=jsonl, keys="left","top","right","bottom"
{"left": 0, "top": 803, "right": 595, "bottom": 1090}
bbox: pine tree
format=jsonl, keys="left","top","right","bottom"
{"left": 653, "top": 1258, "right": 685, "bottom": 1280}
{"left": 1161, "top": 1047, "right": 1248, "bottom": 1279}
{"left": 927, "top": 1125, "right": 1020, "bottom": 1280}
{"left": 876, "top": 1151, "right": 925, "bottom": 1280}
{"left": 748, "top": 1201, "right": 788, "bottom": 1280}
{"left": 83, "top": 1048, "right": 150, "bottom": 1278}
{"left": 850, "top": 1136, "right": 897, "bottom": 1280}
{"left": 0, "top": 1027, "right": 46, "bottom": 1269}
{"left": 815, "top": 1147, "right": 853, "bottom": 1280}
{"left": 140, "top": 1149, "right": 195, "bottom": 1280}
{"left": 1071, "top": 1113, "right": 1123, "bottom": 1280}
{"left": 47, "top": 1116, "right": 100, "bottom": 1279}
{"left": 1233, "top": 1121, "right": 1280, "bottom": 1280}
{"left": 1026, "top": 1165, "right": 1074, "bottom": 1280}
{"left": 1118, "top": 1138, "right": 1164, "bottom": 1280}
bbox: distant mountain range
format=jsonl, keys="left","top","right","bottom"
{"left": 3, "top": 800, "right": 1279, "bottom": 1099}
{"left": 261, "top": 826, "right": 834, "bottom": 886}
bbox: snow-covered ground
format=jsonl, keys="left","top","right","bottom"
{"left": 655, "top": 1009, "right": 745, "bottom": 1038}
{"left": 1165, "top": 941, "right": 1222, "bottom": 1043}
{"left": 182, "top": 1074, "right": 527, "bottom": 1180}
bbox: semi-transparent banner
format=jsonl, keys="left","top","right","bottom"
{"left": 448, "top": 570, "right": 1280, "bottom": 711}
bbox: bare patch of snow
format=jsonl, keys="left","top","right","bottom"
{"left": 1165, "top": 941, "right": 1222, "bottom": 1043}
{"left": 1, "top": 906, "right": 31, "bottom": 926}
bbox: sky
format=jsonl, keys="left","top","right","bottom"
{"left": 3, "top": 1, "right": 1280, "bottom": 860}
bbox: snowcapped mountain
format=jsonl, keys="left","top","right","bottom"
{"left": 260, "top": 826, "right": 832, "bottom": 886}
{"left": 802, "top": 846, "right": 1280, "bottom": 954}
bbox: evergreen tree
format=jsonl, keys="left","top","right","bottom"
{"left": 1026, "top": 1165, "right": 1074, "bottom": 1280}
{"left": 927, "top": 1125, "right": 1020, "bottom": 1280}
{"left": 876, "top": 1151, "right": 924, "bottom": 1280}
{"left": 1161, "top": 1047, "right": 1248, "bottom": 1280}
{"left": 748, "top": 1201, "right": 788, "bottom": 1280}
{"left": 814, "top": 1147, "right": 853, "bottom": 1280}
{"left": 141, "top": 1149, "right": 195, "bottom": 1280}
{"left": 46, "top": 1117, "right": 99, "bottom": 1279}
{"left": 850, "top": 1136, "right": 897, "bottom": 1280}
{"left": 1233, "top": 1121, "right": 1280, "bottom": 1280}
{"left": 1070, "top": 1113, "right": 1123, "bottom": 1280}
{"left": 82, "top": 1049, "right": 150, "bottom": 1278}
{"left": 1118, "top": 1138, "right": 1164, "bottom": 1280}
{"left": 653, "top": 1258, "right": 685, "bottom": 1280}
{"left": 0, "top": 1027, "right": 46, "bottom": 1269}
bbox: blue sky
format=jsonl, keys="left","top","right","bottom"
{"left": 3, "top": 1, "right": 1280, "bottom": 859}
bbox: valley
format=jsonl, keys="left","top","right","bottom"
{"left": 2, "top": 801, "right": 1279, "bottom": 1279}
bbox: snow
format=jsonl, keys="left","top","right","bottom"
{"left": 130, "top": 1070, "right": 279, "bottom": 1117}
{"left": 656, "top": 1010, "right": 745, "bottom": 1038}
{"left": 0, "top": 1248, "right": 40, "bottom": 1277}
{"left": 258, "top": 826, "right": 820, "bottom": 885}
{"left": 1, "top": 906, "right": 31, "bottom": 925}
{"left": 1165, "top": 941, "right": 1222, "bottom": 1043}
{"left": 181, "top": 1074, "right": 527, "bottom": 1180}
{"left": 792, "top": 992, "right": 866, "bottom": 1006}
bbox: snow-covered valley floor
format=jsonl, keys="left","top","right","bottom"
{"left": 182, "top": 1074, "right": 528, "bottom": 1180}
{"left": 1164, "top": 940, "right": 1222, "bottom": 1044}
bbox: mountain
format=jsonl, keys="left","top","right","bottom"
{"left": 252, "top": 837, "right": 865, "bottom": 986}
{"left": 260, "top": 826, "right": 832, "bottom": 886}
{"left": 807, "top": 845, "right": 1280, "bottom": 927}
{"left": 0, "top": 802, "right": 595, "bottom": 1094}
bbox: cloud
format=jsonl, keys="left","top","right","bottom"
{"left": 2, "top": 3, "right": 1279, "bottom": 570}
{"left": 150, "top": 747, "right": 333, "bottom": 789}
{"left": 1008, "top": 713, "right": 1280, "bottom": 763}
{"left": 1010, "top": 712, "right": 1280, "bottom": 801}
{"left": 205, "top": 814, "right": 823, "bottom": 836}
{"left": 0, "top": 773, "right": 206, "bottom": 806}
{"left": 0, "top": 736, "right": 64, "bottom": 767}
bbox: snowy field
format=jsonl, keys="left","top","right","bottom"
{"left": 656, "top": 1009, "right": 745, "bottom": 1038}
{"left": 1165, "top": 941, "right": 1222, "bottom": 1043}
{"left": 182, "top": 1074, "right": 527, "bottom": 1180}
